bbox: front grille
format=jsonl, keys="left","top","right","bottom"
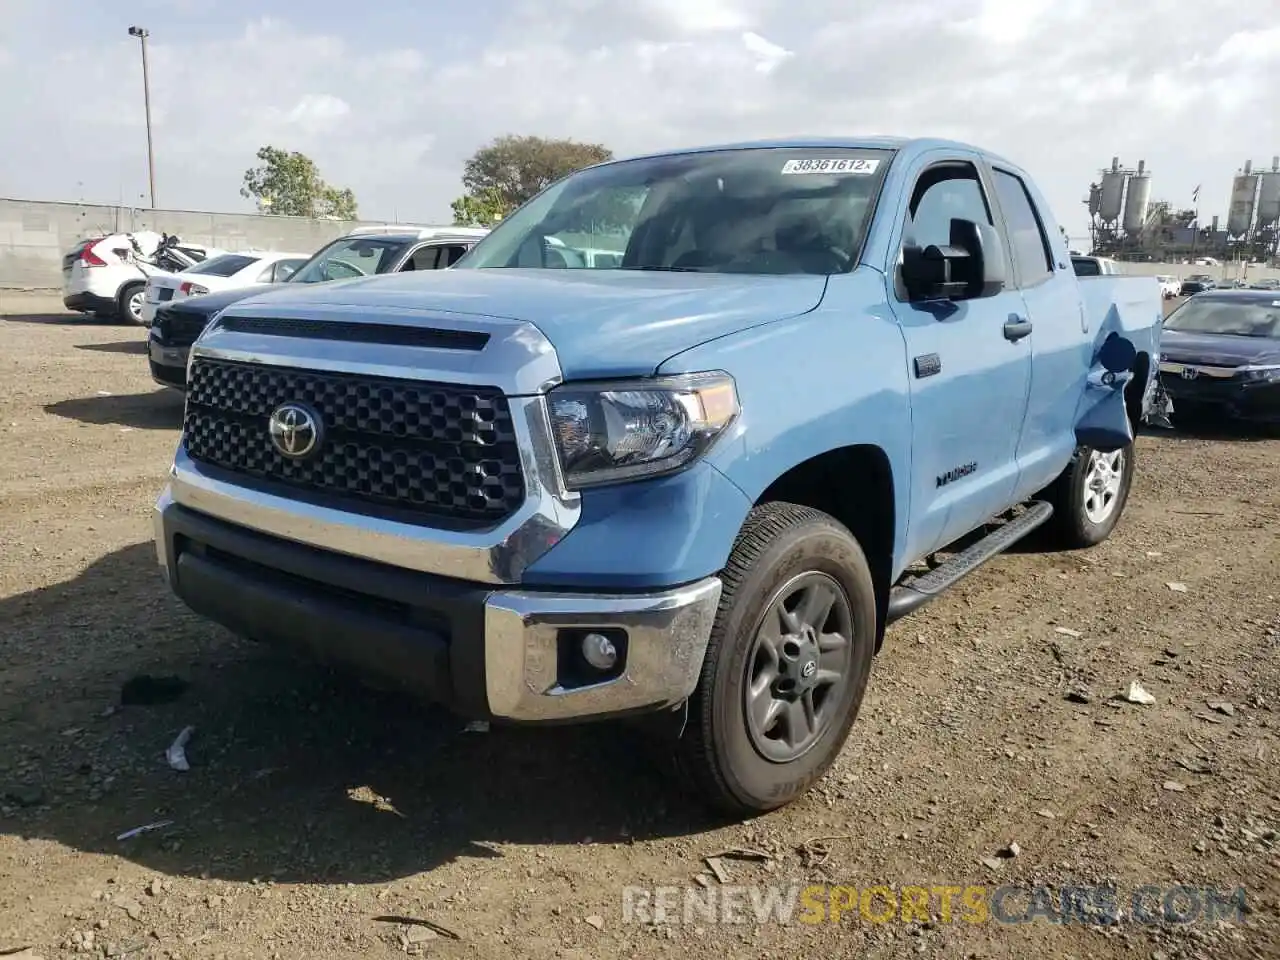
{"left": 156, "top": 308, "right": 213, "bottom": 347}
{"left": 1164, "top": 378, "right": 1245, "bottom": 398}
{"left": 183, "top": 358, "right": 525, "bottom": 528}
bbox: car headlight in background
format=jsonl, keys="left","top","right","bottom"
{"left": 548, "top": 372, "right": 741, "bottom": 489}
{"left": 1239, "top": 364, "right": 1280, "bottom": 382}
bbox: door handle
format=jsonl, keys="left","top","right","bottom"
{"left": 1003, "top": 315, "right": 1033, "bottom": 342}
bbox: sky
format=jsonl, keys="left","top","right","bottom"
{"left": 0, "top": 0, "right": 1276, "bottom": 242}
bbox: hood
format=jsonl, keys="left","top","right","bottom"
{"left": 225, "top": 268, "right": 829, "bottom": 379}
{"left": 1160, "top": 329, "right": 1280, "bottom": 367}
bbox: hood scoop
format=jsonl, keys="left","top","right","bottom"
{"left": 217, "top": 315, "right": 490, "bottom": 352}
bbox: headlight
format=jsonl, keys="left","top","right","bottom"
{"left": 547, "top": 372, "right": 741, "bottom": 489}
{"left": 1239, "top": 364, "right": 1280, "bottom": 382}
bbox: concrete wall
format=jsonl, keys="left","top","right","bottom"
{"left": 1109, "top": 260, "right": 1280, "bottom": 283}
{"left": 0, "top": 198, "right": 436, "bottom": 290}
{"left": 4, "top": 195, "right": 1278, "bottom": 289}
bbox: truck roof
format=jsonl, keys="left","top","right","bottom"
{"left": 343, "top": 225, "right": 490, "bottom": 241}
{"left": 615, "top": 136, "right": 1022, "bottom": 170}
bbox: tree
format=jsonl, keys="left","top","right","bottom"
{"left": 457, "top": 135, "right": 613, "bottom": 213}
{"left": 450, "top": 188, "right": 508, "bottom": 227}
{"left": 241, "top": 146, "right": 358, "bottom": 220}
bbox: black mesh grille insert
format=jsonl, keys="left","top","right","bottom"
{"left": 183, "top": 358, "right": 525, "bottom": 527}
{"left": 156, "top": 308, "right": 211, "bottom": 347}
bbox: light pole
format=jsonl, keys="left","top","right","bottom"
{"left": 128, "top": 26, "right": 156, "bottom": 209}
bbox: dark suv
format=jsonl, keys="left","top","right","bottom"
{"left": 148, "top": 227, "right": 487, "bottom": 390}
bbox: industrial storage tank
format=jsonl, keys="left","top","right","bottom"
{"left": 1122, "top": 160, "right": 1151, "bottom": 237}
{"left": 1227, "top": 161, "right": 1258, "bottom": 237}
{"left": 1087, "top": 183, "right": 1101, "bottom": 217}
{"left": 1257, "top": 156, "right": 1280, "bottom": 229}
{"left": 1099, "top": 157, "right": 1126, "bottom": 222}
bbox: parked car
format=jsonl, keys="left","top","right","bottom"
{"left": 1180, "top": 279, "right": 1213, "bottom": 296}
{"left": 62, "top": 232, "right": 221, "bottom": 323}
{"left": 148, "top": 225, "right": 488, "bottom": 390}
{"left": 140, "top": 251, "right": 309, "bottom": 327}
{"left": 1155, "top": 275, "right": 1180, "bottom": 299}
{"left": 152, "top": 136, "right": 1163, "bottom": 815}
{"left": 1158, "top": 290, "right": 1280, "bottom": 425}
{"left": 1248, "top": 278, "right": 1280, "bottom": 291}
{"left": 1070, "top": 255, "right": 1122, "bottom": 276}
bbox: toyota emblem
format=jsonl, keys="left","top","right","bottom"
{"left": 1180, "top": 366, "right": 1199, "bottom": 380}
{"left": 268, "top": 402, "right": 323, "bottom": 459}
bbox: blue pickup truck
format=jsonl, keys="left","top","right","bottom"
{"left": 153, "top": 137, "right": 1163, "bottom": 815}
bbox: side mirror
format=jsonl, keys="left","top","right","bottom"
{"left": 1097, "top": 331, "right": 1137, "bottom": 374}
{"left": 901, "top": 217, "right": 1005, "bottom": 301}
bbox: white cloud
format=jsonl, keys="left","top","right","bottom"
{"left": 741, "top": 31, "right": 792, "bottom": 74}
{"left": 284, "top": 94, "right": 352, "bottom": 131}
{"left": 0, "top": 0, "right": 1274, "bottom": 240}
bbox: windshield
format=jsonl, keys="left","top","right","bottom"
{"left": 290, "top": 237, "right": 411, "bottom": 283}
{"left": 185, "top": 253, "right": 261, "bottom": 277}
{"left": 1165, "top": 298, "right": 1280, "bottom": 338}
{"left": 457, "top": 147, "right": 893, "bottom": 276}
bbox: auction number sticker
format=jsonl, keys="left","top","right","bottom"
{"left": 780, "top": 157, "right": 880, "bottom": 175}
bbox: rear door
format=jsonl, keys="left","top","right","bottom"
{"left": 887, "top": 152, "right": 1034, "bottom": 559}
{"left": 986, "top": 164, "right": 1091, "bottom": 499}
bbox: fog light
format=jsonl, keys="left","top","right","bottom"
{"left": 581, "top": 632, "right": 618, "bottom": 671}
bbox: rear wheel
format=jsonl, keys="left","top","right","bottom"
{"left": 1042, "top": 444, "right": 1135, "bottom": 548}
{"left": 117, "top": 282, "right": 145, "bottom": 325}
{"left": 676, "top": 502, "right": 877, "bottom": 817}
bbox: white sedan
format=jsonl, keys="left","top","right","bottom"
{"left": 140, "top": 250, "right": 309, "bottom": 326}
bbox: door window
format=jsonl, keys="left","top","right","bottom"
{"left": 904, "top": 163, "right": 993, "bottom": 253}
{"left": 992, "top": 169, "right": 1054, "bottom": 285}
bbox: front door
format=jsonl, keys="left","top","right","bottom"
{"left": 887, "top": 155, "right": 1034, "bottom": 562}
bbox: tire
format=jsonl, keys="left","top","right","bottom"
{"left": 117, "top": 282, "right": 146, "bottom": 325}
{"left": 676, "top": 502, "right": 877, "bottom": 817}
{"left": 1041, "top": 443, "right": 1135, "bottom": 548}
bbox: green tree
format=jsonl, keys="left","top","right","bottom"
{"left": 450, "top": 187, "right": 508, "bottom": 226}
{"left": 458, "top": 135, "right": 613, "bottom": 212}
{"left": 241, "top": 146, "right": 358, "bottom": 220}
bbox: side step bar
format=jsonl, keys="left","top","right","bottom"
{"left": 885, "top": 500, "right": 1054, "bottom": 624}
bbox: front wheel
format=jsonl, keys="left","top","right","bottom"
{"left": 676, "top": 502, "right": 877, "bottom": 817}
{"left": 1042, "top": 444, "right": 1135, "bottom": 548}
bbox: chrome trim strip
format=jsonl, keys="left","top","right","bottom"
{"left": 1159, "top": 361, "right": 1239, "bottom": 379}
{"left": 483, "top": 577, "right": 723, "bottom": 721}
{"left": 153, "top": 485, "right": 173, "bottom": 583}
{"left": 170, "top": 304, "right": 581, "bottom": 584}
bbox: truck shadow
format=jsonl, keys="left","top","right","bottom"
{"left": 76, "top": 339, "right": 149, "bottom": 355}
{"left": 0, "top": 311, "right": 114, "bottom": 326}
{"left": 0, "top": 542, "right": 712, "bottom": 886}
{"left": 44, "top": 390, "right": 185, "bottom": 430}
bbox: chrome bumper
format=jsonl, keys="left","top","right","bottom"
{"left": 155, "top": 488, "right": 721, "bottom": 723}
{"left": 483, "top": 578, "right": 721, "bottom": 721}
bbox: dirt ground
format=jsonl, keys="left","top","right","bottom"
{"left": 1, "top": 290, "right": 1277, "bottom": 960}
